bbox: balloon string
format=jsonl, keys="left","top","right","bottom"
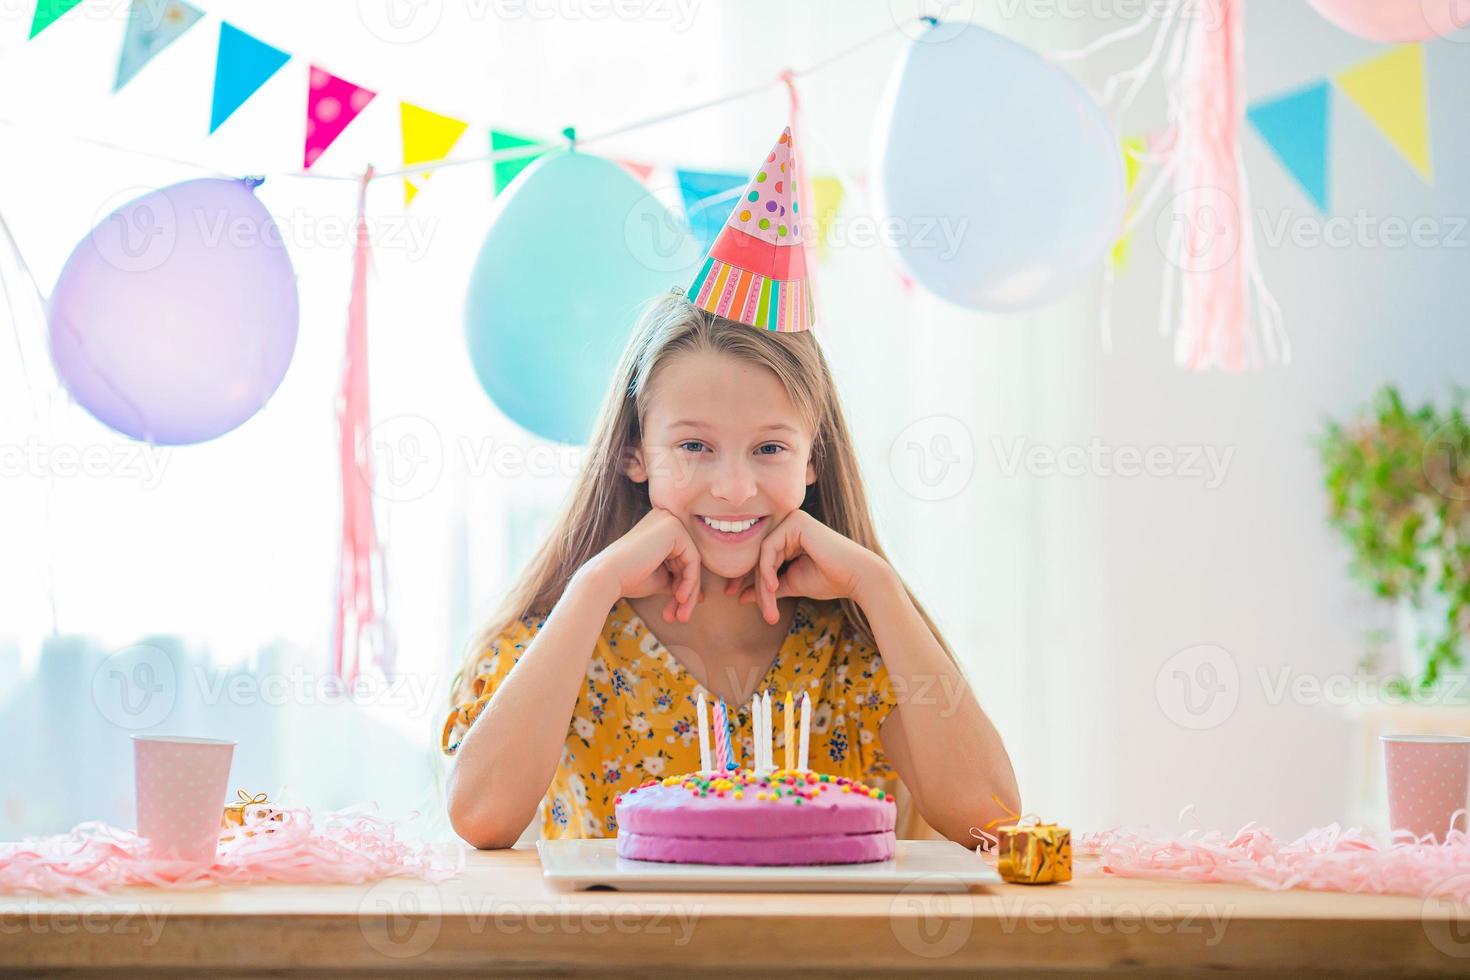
{"left": 0, "top": 17, "right": 928, "bottom": 185}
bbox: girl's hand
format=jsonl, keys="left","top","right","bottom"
{"left": 591, "top": 508, "right": 703, "bottom": 623}
{"left": 733, "top": 509, "right": 889, "bottom": 624}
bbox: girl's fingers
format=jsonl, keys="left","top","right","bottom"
{"left": 663, "top": 594, "right": 677, "bottom": 622}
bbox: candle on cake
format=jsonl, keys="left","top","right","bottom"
{"left": 783, "top": 691, "right": 795, "bottom": 769}
{"left": 696, "top": 691, "right": 712, "bottom": 773}
{"left": 713, "top": 697, "right": 732, "bottom": 771}
{"left": 798, "top": 692, "right": 812, "bottom": 770}
{"left": 764, "top": 693, "right": 776, "bottom": 769}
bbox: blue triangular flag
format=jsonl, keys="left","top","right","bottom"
{"left": 115, "top": 0, "right": 205, "bottom": 91}
{"left": 675, "top": 169, "right": 749, "bottom": 255}
{"left": 1248, "top": 81, "right": 1332, "bottom": 211}
{"left": 209, "top": 22, "right": 290, "bottom": 133}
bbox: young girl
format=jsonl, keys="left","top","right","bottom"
{"left": 443, "top": 129, "right": 1017, "bottom": 849}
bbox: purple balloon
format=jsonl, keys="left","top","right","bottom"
{"left": 48, "top": 177, "right": 299, "bottom": 445}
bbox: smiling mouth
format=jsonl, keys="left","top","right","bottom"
{"left": 696, "top": 515, "right": 767, "bottom": 541}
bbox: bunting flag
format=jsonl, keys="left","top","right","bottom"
{"left": 1109, "top": 136, "right": 1147, "bottom": 269}
{"left": 1335, "top": 44, "right": 1433, "bottom": 183}
{"left": 490, "top": 130, "right": 543, "bottom": 195}
{"left": 810, "top": 175, "right": 844, "bottom": 262}
{"left": 617, "top": 159, "right": 655, "bottom": 183}
{"left": 115, "top": 0, "right": 204, "bottom": 90}
{"left": 674, "top": 169, "right": 747, "bottom": 255}
{"left": 210, "top": 23, "right": 290, "bottom": 133}
{"left": 29, "top": 0, "right": 83, "bottom": 38}
{"left": 399, "top": 103, "right": 468, "bottom": 205}
{"left": 304, "top": 66, "right": 376, "bottom": 169}
{"left": 1247, "top": 81, "right": 1332, "bottom": 211}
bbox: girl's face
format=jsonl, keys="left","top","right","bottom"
{"left": 626, "top": 349, "right": 816, "bottom": 581}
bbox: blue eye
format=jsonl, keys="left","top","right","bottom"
{"left": 757, "top": 444, "right": 784, "bottom": 455}
{"left": 678, "top": 441, "right": 706, "bottom": 453}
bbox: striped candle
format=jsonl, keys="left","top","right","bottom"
{"left": 713, "top": 698, "right": 731, "bottom": 772}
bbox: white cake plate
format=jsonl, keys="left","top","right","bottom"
{"left": 537, "top": 839, "right": 1002, "bottom": 893}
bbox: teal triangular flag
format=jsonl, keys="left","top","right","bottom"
{"left": 675, "top": 170, "right": 748, "bottom": 255}
{"left": 29, "top": 0, "right": 83, "bottom": 38}
{"left": 115, "top": 0, "right": 205, "bottom": 91}
{"left": 209, "top": 22, "right": 290, "bottom": 133}
{"left": 1248, "top": 81, "right": 1332, "bottom": 211}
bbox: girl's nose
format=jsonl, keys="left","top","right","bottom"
{"left": 709, "top": 457, "right": 757, "bottom": 503}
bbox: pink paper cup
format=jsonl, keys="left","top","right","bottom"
{"left": 1381, "top": 734, "right": 1470, "bottom": 843}
{"left": 132, "top": 735, "right": 237, "bottom": 862}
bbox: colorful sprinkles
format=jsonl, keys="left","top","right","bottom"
{"left": 619, "top": 768, "right": 894, "bottom": 806}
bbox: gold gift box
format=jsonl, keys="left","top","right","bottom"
{"left": 220, "top": 789, "right": 284, "bottom": 840}
{"left": 995, "top": 822, "right": 1072, "bottom": 884}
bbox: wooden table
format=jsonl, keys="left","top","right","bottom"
{"left": 3, "top": 847, "right": 1468, "bottom": 977}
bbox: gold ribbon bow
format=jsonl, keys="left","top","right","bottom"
{"left": 221, "top": 789, "right": 274, "bottom": 830}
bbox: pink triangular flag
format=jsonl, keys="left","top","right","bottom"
{"left": 305, "top": 66, "right": 376, "bottom": 169}
{"left": 617, "top": 159, "right": 654, "bottom": 183}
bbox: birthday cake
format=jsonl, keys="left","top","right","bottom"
{"left": 614, "top": 767, "right": 897, "bottom": 865}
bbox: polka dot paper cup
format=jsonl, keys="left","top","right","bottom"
{"left": 132, "top": 735, "right": 236, "bottom": 862}
{"left": 1381, "top": 734, "right": 1470, "bottom": 844}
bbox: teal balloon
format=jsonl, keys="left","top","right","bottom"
{"left": 465, "top": 152, "right": 703, "bottom": 444}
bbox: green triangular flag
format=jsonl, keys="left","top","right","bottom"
{"left": 30, "top": 0, "right": 85, "bottom": 38}
{"left": 490, "top": 130, "right": 544, "bottom": 195}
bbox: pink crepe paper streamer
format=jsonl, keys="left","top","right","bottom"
{"left": 1159, "top": 0, "right": 1286, "bottom": 371}
{"left": 0, "top": 805, "right": 463, "bottom": 896}
{"left": 333, "top": 169, "right": 391, "bottom": 685}
{"left": 779, "top": 69, "right": 825, "bottom": 325}
{"left": 1077, "top": 804, "right": 1470, "bottom": 903}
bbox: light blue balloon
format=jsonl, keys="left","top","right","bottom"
{"left": 872, "top": 21, "right": 1124, "bottom": 312}
{"left": 464, "top": 152, "right": 704, "bottom": 444}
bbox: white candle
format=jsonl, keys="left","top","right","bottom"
{"left": 696, "top": 691, "right": 711, "bottom": 773}
{"left": 746, "top": 690, "right": 758, "bottom": 775}
{"left": 761, "top": 690, "right": 773, "bottom": 772}
{"left": 798, "top": 692, "right": 812, "bottom": 770}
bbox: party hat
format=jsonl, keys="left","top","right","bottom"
{"left": 686, "top": 127, "right": 813, "bottom": 332}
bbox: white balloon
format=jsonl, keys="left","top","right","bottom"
{"left": 871, "top": 21, "right": 1124, "bottom": 312}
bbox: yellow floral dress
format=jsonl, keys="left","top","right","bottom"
{"left": 442, "top": 596, "right": 899, "bottom": 840}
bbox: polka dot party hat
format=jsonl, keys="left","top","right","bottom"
{"left": 686, "top": 126, "right": 813, "bottom": 332}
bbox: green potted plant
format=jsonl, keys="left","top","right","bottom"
{"left": 1318, "top": 385, "right": 1470, "bottom": 695}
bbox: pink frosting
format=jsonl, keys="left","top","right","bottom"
{"left": 614, "top": 770, "right": 897, "bottom": 866}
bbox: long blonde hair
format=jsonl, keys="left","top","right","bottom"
{"left": 452, "top": 291, "right": 958, "bottom": 837}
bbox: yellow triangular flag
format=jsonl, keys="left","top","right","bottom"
{"left": 400, "top": 102, "right": 470, "bottom": 206}
{"left": 811, "top": 176, "right": 845, "bottom": 262}
{"left": 1111, "top": 135, "right": 1147, "bottom": 269}
{"left": 1335, "top": 44, "right": 1432, "bottom": 183}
